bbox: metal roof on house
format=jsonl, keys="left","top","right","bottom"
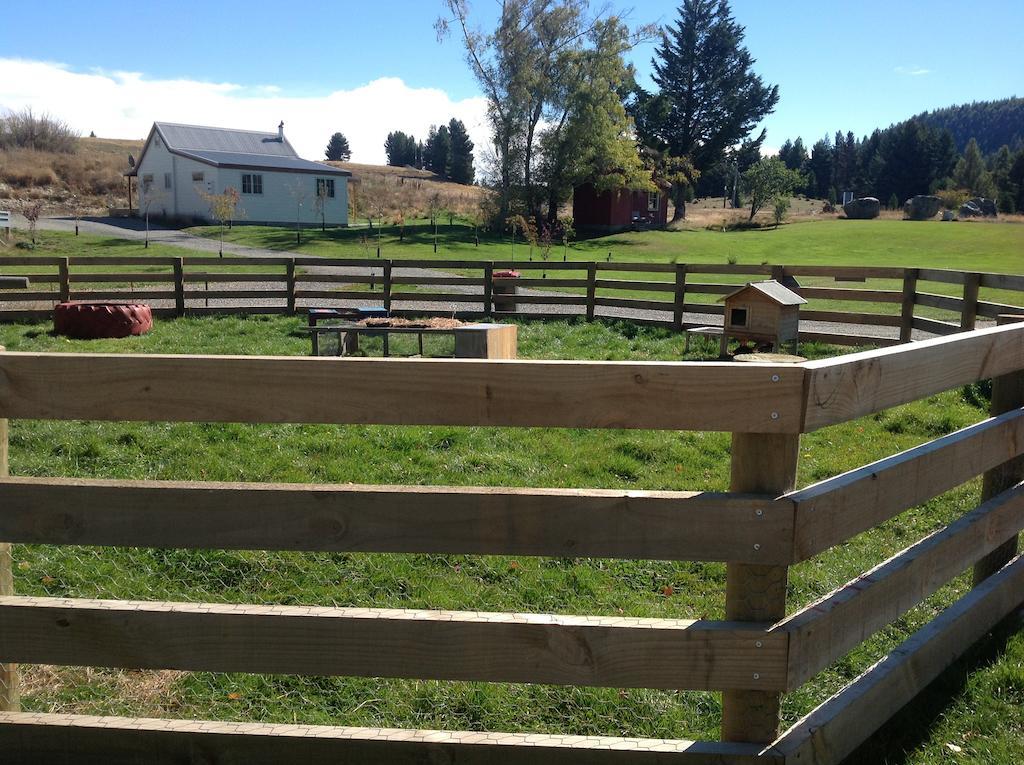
{"left": 126, "top": 121, "right": 350, "bottom": 176}
{"left": 719, "top": 280, "right": 807, "bottom": 305}
{"left": 174, "top": 149, "right": 351, "bottom": 176}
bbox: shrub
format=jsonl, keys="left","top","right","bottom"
{"left": 935, "top": 188, "right": 969, "bottom": 210}
{"left": 772, "top": 196, "right": 790, "bottom": 227}
{"left": 0, "top": 108, "right": 77, "bottom": 153}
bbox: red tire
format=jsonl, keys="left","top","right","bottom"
{"left": 54, "top": 302, "right": 153, "bottom": 339}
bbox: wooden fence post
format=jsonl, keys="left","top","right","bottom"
{"left": 722, "top": 431, "right": 799, "bottom": 743}
{"left": 586, "top": 263, "right": 597, "bottom": 322}
{"left": 899, "top": 268, "right": 918, "bottom": 342}
{"left": 960, "top": 272, "right": 980, "bottom": 331}
{"left": 0, "top": 345, "right": 19, "bottom": 713}
{"left": 673, "top": 264, "right": 687, "bottom": 331}
{"left": 972, "top": 313, "right": 1024, "bottom": 585}
{"left": 173, "top": 258, "right": 185, "bottom": 317}
{"left": 58, "top": 258, "right": 70, "bottom": 303}
{"left": 483, "top": 264, "right": 493, "bottom": 316}
{"left": 286, "top": 259, "right": 296, "bottom": 315}
{"left": 383, "top": 261, "right": 392, "bottom": 315}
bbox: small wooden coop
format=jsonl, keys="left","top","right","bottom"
{"left": 718, "top": 280, "right": 806, "bottom": 356}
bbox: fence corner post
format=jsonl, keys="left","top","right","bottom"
{"left": 673, "top": 264, "right": 687, "bottom": 331}
{"left": 960, "top": 272, "right": 981, "bottom": 331}
{"left": 586, "top": 262, "right": 597, "bottom": 322}
{"left": 58, "top": 257, "right": 70, "bottom": 303}
{"left": 0, "top": 345, "right": 19, "bottom": 713}
{"left": 173, "top": 258, "right": 185, "bottom": 317}
{"left": 899, "top": 267, "right": 919, "bottom": 342}
{"left": 721, "top": 430, "right": 799, "bottom": 744}
{"left": 973, "top": 313, "right": 1024, "bottom": 585}
{"left": 286, "top": 259, "right": 297, "bottom": 315}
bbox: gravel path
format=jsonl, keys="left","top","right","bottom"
{"left": 7, "top": 215, "right": 955, "bottom": 341}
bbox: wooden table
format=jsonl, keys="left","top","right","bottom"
{"left": 306, "top": 323, "right": 517, "bottom": 359}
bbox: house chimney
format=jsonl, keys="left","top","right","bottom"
{"left": 278, "top": 121, "right": 284, "bottom": 141}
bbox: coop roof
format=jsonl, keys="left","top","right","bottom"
{"left": 719, "top": 280, "right": 807, "bottom": 305}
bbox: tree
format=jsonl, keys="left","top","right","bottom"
{"left": 807, "top": 137, "right": 833, "bottom": 198}
{"left": 424, "top": 124, "right": 452, "bottom": 179}
{"left": 17, "top": 199, "right": 46, "bottom": 245}
{"left": 636, "top": 0, "right": 779, "bottom": 219}
{"left": 953, "top": 137, "right": 995, "bottom": 197}
{"left": 325, "top": 132, "right": 351, "bottom": 162}
{"left": 772, "top": 196, "right": 790, "bottom": 227}
{"left": 778, "top": 137, "right": 807, "bottom": 172}
{"left": 200, "top": 187, "right": 240, "bottom": 256}
{"left": 741, "top": 157, "right": 801, "bottom": 221}
{"left": 447, "top": 118, "right": 475, "bottom": 184}
{"left": 385, "top": 131, "right": 419, "bottom": 166}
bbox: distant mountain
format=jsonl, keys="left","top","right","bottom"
{"left": 914, "top": 97, "right": 1024, "bottom": 155}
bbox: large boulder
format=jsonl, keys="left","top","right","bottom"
{"left": 969, "top": 197, "right": 998, "bottom": 216}
{"left": 903, "top": 195, "right": 942, "bottom": 220}
{"left": 843, "top": 197, "right": 881, "bottom": 219}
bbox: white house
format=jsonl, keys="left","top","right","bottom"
{"left": 126, "top": 121, "right": 351, "bottom": 226}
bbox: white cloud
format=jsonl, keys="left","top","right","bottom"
{"left": 894, "top": 65, "right": 931, "bottom": 76}
{"left": 0, "top": 58, "right": 490, "bottom": 166}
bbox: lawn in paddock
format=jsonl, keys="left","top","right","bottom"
{"left": 0, "top": 314, "right": 1021, "bottom": 763}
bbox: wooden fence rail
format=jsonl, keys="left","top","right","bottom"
{"left": 2, "top": 258, "right": 1023, "bottom": 346}
{"left": 0, "top": 324, "right": 1023, "bottom": 762}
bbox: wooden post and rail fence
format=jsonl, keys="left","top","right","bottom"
{"left": 1, "top": 322, "right": 1024, "bottom": 762}
{"left": 1, "top": 256, "right": 1023, "bottom": 347}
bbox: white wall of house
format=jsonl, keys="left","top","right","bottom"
{"left": 135, "top": 138, "right": 348, "bottom": 226}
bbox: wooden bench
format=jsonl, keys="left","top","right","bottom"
{"left": 307, "top": 323, "right": 517, "bottom": 359}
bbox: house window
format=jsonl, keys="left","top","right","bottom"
{"left": 164, "top": 173, "right": 172, "bottom": 189}
{"left": 648, "top": 191, "right": 660, "bottom": 212}
{"left": 316, "top": 178, "right": 335, "bottom": 198}
{"left": 241, "top": 173, "right": 263, "bottom": 194}
{"left": 729, "top": 307, "right": 749, "bottom": 328}
{"left": 192, "top": 171, "right": 205, "bottom": 182}
{"left": 142, "top": 173, "right": 153, "bottom": 191}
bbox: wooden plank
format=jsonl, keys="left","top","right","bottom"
{"left": 0, "top": 712, "right": 777, "bottom": 765}
{"left": 796, "top": 287, "right": 903, "bottom": 303}
{"left": 513, "top": 278, "right": 586, "bottom": 288}
{"left": 790, "top": 407, "right": 1024, "bottom": 560}
{"left": 685, "top": 264, "right": 773, "bottom": 275}
{"left": 0, "top": 346, "right": 17, "bottom": 712}
{"left": 974, "top": 314, "right": 1024, "bottom": 584}
{"left": 293, "top": 256, "right": 383, "bottom": 268}
{"left": 911, "top": 316, "right": 960, "bottom": 335}
{"left": 172, "top": 258, "right": 184, "bottom": 316}
{"left": 798, "top": 311, "right": 901, "bottom": 327}
{"left": 182, "top": 306, "right": 282, "bottom": 317}
{"left": 392, "top": 276, "right": 487, "bottom": 286}
{"left": 594, "top": 279, "right": 675, "bottom": 293}
{"left": 294, "top": 290, "right": 381, "bottom": 300}
{"left": 499, "top": 294, "right": 580, "bottom": 306}
{"left": 774, "top": 555, "right": 1024, "bottom": 765}
{"left": 586, "top": 263, "right": 597, "bottom": 321}
{"left": 978, "top": 272, "right": 1024, "bottom": 292}
{"left": 595, "top": 262, "right": 675, "bottom": 273}
{"left": 490, "top": 261, "right": 590, "bottom": 271}
{"left": 182, "top": 290, "right": 289, "bottom": 300}
{"left": 68, "top": 273, "right": 175, "bottom": 283}
{"left": 912, "top": 291, "right": 963, "bottom": 313}
{"left": 181, "top": 256, "right": 293, "bottom": 267}
{"left": 593, "top": 298, "right": 673, "bottom": 312}
{"left": 782, "top": 482, "right": 1024, "bottom": 688}
{"left": 0, "top": 292, "right": 59, "bottom": 302}
{"left": 0, "top": 310, "right": 56, "bottom": 321}
{"left": 0, "top": 352, "right": 808, "bottom": 432}
{"left": 783, "top": 265, "right": 904, "bottom": 279}
{"left": 916, "top": 268, "right": 966, "bottom": 285}
{"left": 683, "top": 303, "right": 726, "bottom": 316}
{"left": 0, "top": 477, "right": 793, "bottom": 564}
{"left": 976, "top": 299, "right": 1024, "bottom": 319}
{"left": 683, "top": 283, "right": 735, "bottom": 295}
{"left": 802, "top": 322, "right": 1024, "bottom": 431}
{"left": 57, "top": 259, "right": 69, "bottom": 302}
{"left": 0, "top": 597, "right": 786, "bottom": 692}
{"left": 389, "top": 292, "right": 483, "bottom": 303}
{"left": 68, "top": 290, "right": 176, "bottom": 301}
{"left": 294, "top": 273, "right": 375, "bottom": 284}
{"left": 67, "top": 256, "right": 178, "bottom": 267}
{"left": 798, "top": 332, "right": 899, "bottom": 348}
{"left": 0, "top": 257, "right": 63, "bottom": 266}
{"left": 286, "top": 259, "right": 296, "bottom": 314}
{"left": 722, "top": 433, "right": 800, "bottom": 744}
{"left": 673, "top": 265, "right": 687, "bottom": 331}
{"left": 183, "top": 273, "right": 286, "bottom": 283}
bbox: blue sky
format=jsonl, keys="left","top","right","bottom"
{"left": 1, "top": 0, "right": 1020, "bottom": 162}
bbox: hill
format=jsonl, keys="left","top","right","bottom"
{"left": 0, "top": 135, "right": 141, "bottom": 212}
{"left": 915, "top": 96, "right": 1024, "bottom": 154}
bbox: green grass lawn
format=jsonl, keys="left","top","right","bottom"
{"left": 0, "top": 314, "right": 1020, "bottom": 763}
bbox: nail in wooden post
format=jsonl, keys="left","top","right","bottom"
{"left": 0, "top": 345, "right": 19, "bottom": 712}
{"left": 721, "top": 431, "right": 799, "bottom": 744}
{"left": 586, "top": 262, "right": 597, "bottom": 322}
{"left": 286, "top": 259, "right": 297, "bottom": 315}
{"left": 899, "top": 267, "right": 918, "bottom": 342}
{"left": 58, "top": 258, "right": 70, "bottom": 303}
{"left": 673, "top": 264, "right": 687, "bottom": 331}
{"left": 173, "top": 258, "right": 185, "bottom": 316}
{"left": 973, "top": 314, "right": 1024, "bottom": 585}
{"left": 960, "top": 272, "right": 980, "bottom": 331}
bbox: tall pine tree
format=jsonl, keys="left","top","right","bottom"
{"left": 635, "top": 0, "right": 779, "bottom": 219}
{"left": 324, "top": 132, "right": 351, "bottom": 162}
{"left": 447, "top": 119, "right": 475, "bottom": 185}
{"left": 384, "top": 131, "right": 418, "bottom": 166}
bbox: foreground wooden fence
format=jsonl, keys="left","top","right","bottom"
{"left": 1, "top": 322, "right": 1023, "bottom": 763}
{"left": 2, "top": 256, "right": 1023, "bottom": 346}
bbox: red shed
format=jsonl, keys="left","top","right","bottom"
{"left": 572, "top": 183, "right": 669, "bottom": 232}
